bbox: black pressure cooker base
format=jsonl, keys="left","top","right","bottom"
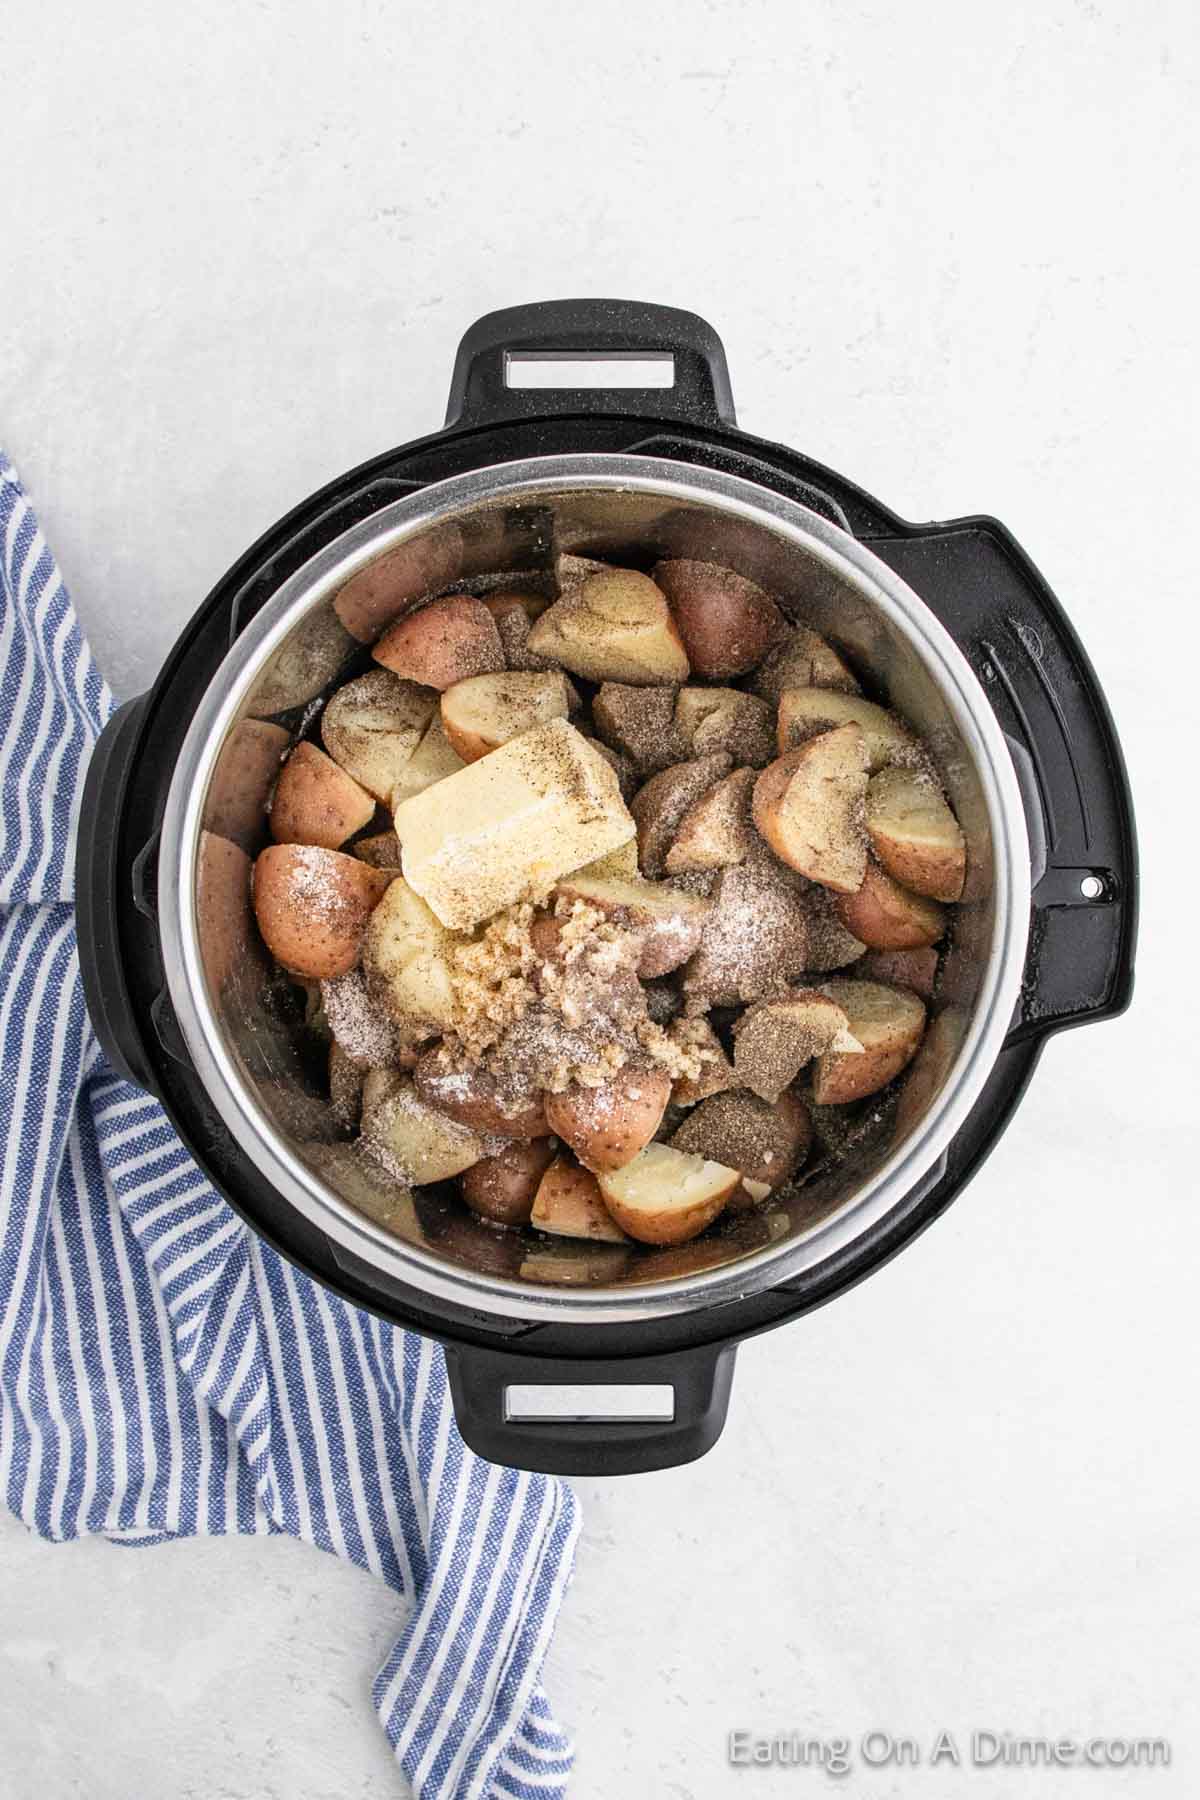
{"left": 77, "top": 301, "right": 1136, "bottom": 1474}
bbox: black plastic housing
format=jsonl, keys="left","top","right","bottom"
{"left": 76, "top": 300, "right": 1137, "bottom": 1476}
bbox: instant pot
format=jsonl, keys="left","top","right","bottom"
{"left": 77, "top": 301, "right": 1137, "bottom": 1475}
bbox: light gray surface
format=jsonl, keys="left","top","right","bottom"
{"left": 1, "top": 2, "right": 1196, "bottom": 1797}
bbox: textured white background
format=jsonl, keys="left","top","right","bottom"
{"left": 1, "top": 2, "right": 1197, "bottom": 1796}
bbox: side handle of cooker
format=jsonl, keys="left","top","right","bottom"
{"left": 443, "top": 1341, "right": 737, "bottom": 1477}
{"left": 75, "top": 695, "right": 162, "bottom": 1094}
{"left": 444, "top": 298, "right": 737, "bottom": 431}
{"left": 865, "top": 522, "right": 1138, "bottom": 1043}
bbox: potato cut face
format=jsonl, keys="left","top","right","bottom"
{"left": 752, "top": 624, "right": 860, "bottom": 703}
{"left": 390, "top": 712, "right": 467, "bottom": 806}
{"left": 360, "top": 1074, "right": 483, "bottom": 1185}
{"left": 865, "top": 766, "right": 966, "bottom": 902}
{"left": 527, "top": 569, "right": 690, "bottom": 685}
{"left": 531, "top": 1157, "right": 631, "bottom": 1242}
{"left": 362, "top": 875, "right": 462, "bottom": 1030}
{"left": 391, "top": 718, "right": 636, "bottom": 930}
{"left": 663, "top": 767, "right": 757, "bottom": 873}
{"left": 597, "top": 1141, "right": 741, "bottom": 1245}
{"left": 752, "top": 724, "right": 870, "bottom": 893}
{"left": 732, "top": 991, "right": 861, "bottom": 1102}
{"left": 321, "top": 669, "right": 438, "bottom": 803}
{"left": 672, "top": 686, "right": 774, "bottom": 766}
{"left": 630, "top": 751, "right": 733, "bottom": 878}
{"left": 777, "top": 687, "right": 917, "bottom": 772}
{"left": 439, "top": 670, "right": 573, "bottom": 763}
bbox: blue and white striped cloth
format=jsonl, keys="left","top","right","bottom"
{"left": 0, "top": 454, "right": 580, "bottom": 1799}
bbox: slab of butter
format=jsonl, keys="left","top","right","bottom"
{"left": 391, "top": 717, "right": 636, "bottom": 929}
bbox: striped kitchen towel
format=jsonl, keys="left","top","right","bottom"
{"left": 0, "top": 453, "right": 580, "bottom": 1800}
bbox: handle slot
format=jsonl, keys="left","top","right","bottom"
{"left": 503, "top": 1383, "right": 675, "bottom": 1424}
{"left": 504, "top": 352, "right": 676, "bottom": 391}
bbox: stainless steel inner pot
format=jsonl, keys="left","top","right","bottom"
{"left": 158, "top": 455, "right": 1031, "bottom": 1325}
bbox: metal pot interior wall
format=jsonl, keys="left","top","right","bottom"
{"left": 185, "top": 468, "right": 1019, "bottom": 1310}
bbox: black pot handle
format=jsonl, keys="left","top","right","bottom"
{"left": 864, "top": 521, "right": 1137, "bottom": 1041}
{"left": 443, "top": 1340, "right": 737, "bottom": 1476}
{"left": 444, "top": 298, "right": 737, "bottom": 432}
{"left": 76, "top": 696, "right": 165, "bottom": 1094}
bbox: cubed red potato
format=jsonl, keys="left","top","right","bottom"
{"left": 372, "top": 594, "right": 505, "bottom": 691}
{"left": 252, "top": 845, "right": 392, "bottom": 979}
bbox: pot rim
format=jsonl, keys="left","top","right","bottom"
{"left": 158, "top": 453, "right": 1031, "bottom": 1325}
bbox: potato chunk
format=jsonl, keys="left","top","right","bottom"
{"left": 776, "top": 688, "right": 917, "bottom": 772}
{"left": 732, "top": 990, "right": 861, "bottom": 1102}
{"left": 269, "top": 742, "right": 374, "bottom": 850}
{"left": 252, "top": 845, "right": 392, "bottom": 979}
{"left": 372, "top": 594, "right": 504, "bottom": 690}
{"left": 669, "top": 1088, "right": 811, "bottom": 1201}
{"left": 553, "top": 872, "right": 711, "bottom": 978}
{"left": 544, "top": 1067, "right": 672, "bottom": 1173}
{"left": 833, "top": 860, "right": 946, "bottom": 950}
{"left": 362, "top": 875, "right": 462, "bottom": 1030}
{"left": 630, "top": 752, "right": 732, "bottom": 878}
{"left": 321, "top": 669, "right": 438, "bottom": 803}
{"left": 752, "top": 724, "right": 870, "bottom": 893}
{"left": 663, "top": 767, "right": 757, "bottom": 874}
{"left": 865, "top": 766, "right": 966, "bottom": 902}
{"left": 751, "top": 624, "right": 860, "bottom": 702}
{"left": 531, "top": 1156, "right": 632, "bottom": 1243}
{"left": 811, "top": 979, "right": 927, "bottom": 1105}
{"left": 597, "top": 1142, "right": 741, "bottom": 1245}
{"left": 527, "top": 568, "right": 689, "bottom": 685}
{"left": 652, "top": 561, "right": 781, "bottom": 678}
{"left": 672, "top": 686, "right": 774, "bottom": 766}
{"left": 360, "top": 1072, "right": 483, "bottom": 1184}
{"left": 439, "top": 670, "right": 573, "bottom": 763}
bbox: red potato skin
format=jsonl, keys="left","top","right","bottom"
{"left": 854, "top": 946, "right": 939, "bottom": 999}
{"left": 197, "top": 832, "right": 258, "bottom": 994}
{"left": 203, "top": 719, "right": 291, "bottom": 852}
{"left": 251, "top": 846, "right": 392, "bottom": 979}
{"left": 653, "top": 561, "right": 782, "bottom": 679}
{"left": 372, "top": 594, "right": 504, "bottom": 691}
{"left": 414, "top": 1051, "right": 551, "bottom": 1140}
{"left": 833, "top": 861, "right": 946, "bottom": 950}
{"left": 482, "top": 591, "right": 550, "bottom": 624}
{"left": 269, "top": 741, "right": 375, "bottom": 850}
{"left": 598, "top": 1162, "right": 741, "bottom": 1245}
{"left": 332, "top": 529, "right": 464, "bottom": 642}
{"left": 750, "top": 749, "right": 804, "bottom": 862}
{"left": 812, "top": 1032, "right": 923, "bottom": 1106}
{"left": 461, "top": 1139, "right": 557, "bottom": 1227}
{"left": 545, "top": 1068, "right": 672, "bottom": 1174}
